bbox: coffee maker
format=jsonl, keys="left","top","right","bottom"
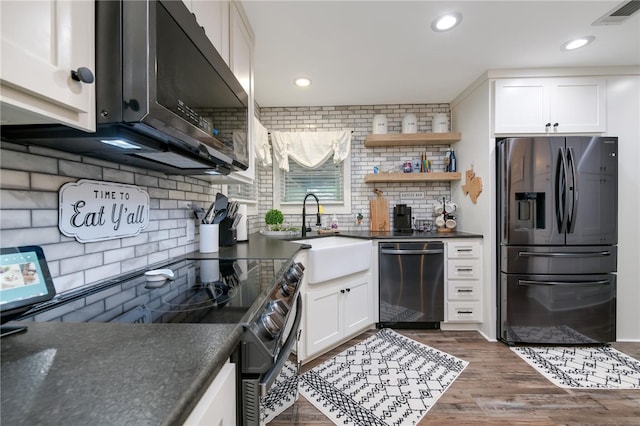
{"left": 393, "top": 204, "right": 412, "bottom": 232}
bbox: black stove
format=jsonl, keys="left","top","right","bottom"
{"left": 20, "top": 257, "right": 292, "bottom": 327}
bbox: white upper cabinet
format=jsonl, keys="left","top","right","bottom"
{"left": 0, "top": 0, "right": 96, "bottom": 132}
{"left": 494, "top": 77, "right": 606, "bottom": 134}
{"left": 227, "top": 0, "right": 255, "bottom": 183}
{"left": 190, "top": 0, "right": 230, "bottom": 65}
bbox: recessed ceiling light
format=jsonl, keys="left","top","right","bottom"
{"left": 294, "top": 77, "right": 312, "bottom": 87}
{"left": 561, "top": 36, "right": 595, "bottom": 51}
{"left": 431, "top": 12, "right": 462, "bottom": 32}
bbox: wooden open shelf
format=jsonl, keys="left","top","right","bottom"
{"left": 364, "top": 132, "right": 462, "bottom": 147}
{"left": 364, "top": 172, "right": 461, "bottom": 183}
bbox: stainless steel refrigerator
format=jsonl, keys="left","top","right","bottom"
{"left": 497, "top": 136, "right": 618, "bottom": 345}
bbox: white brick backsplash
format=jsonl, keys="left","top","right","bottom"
{"left": 59, "top": 160, "right": 103, "bottom": 179}
{"left": 159, "top": 238, "right": 179, "bottom": 251}
{"left": 1, "top": 210, "right": 31, "bottom": 228}
{"left": 31, "top": 173, "right": 76, "bottom": 191}
{"left": 41, "top": 242, "right": 85, "bottom": 261}
{"left": 53, "top": 272, "right": 85, "bottom": 294}
{"left": 85, "top": 263, "right": 122, "bottom": 284}
{"left": 1, "top": 189, "right": 58, "bottom": 209}
{"left": 84, "top": 239, "right": 122, "bottom": 254}
{"left": 148, "top": 229, "right": 170, "bottom": 242}
{"left": 135, "top": 242, "right": 159, "bottom": 257}
{"left": 31, "top": 209, "right": 58, "bottom": 227}
{"left": 1, "top": 227, "right": 61, "bottom": 246}
{"left": 0, "top": 150, "right": 58, "bottom": 174}
{"left": 135, "top": 174, "right": 159, "bottom": 187}
{"left": 120, "top": 233, "right": 149, "bottom": 248}
{"left": 121, "top": 256, "right": 150, "bottom": 273}
{"left": 61, "top": 253, "right": 103, "bottom": 275}
{"left": 148, "top": 250, "right": 169, "bottom": 265}
{"left": 104, "top": 247, "right": 135, "bottom": 264}
{"left": 0, "top": 169, "right": 30, "bottom": 189}
{"left": 102, "top": 168, "right": 135, "bottom": 184}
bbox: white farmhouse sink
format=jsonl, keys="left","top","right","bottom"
{"left": 292, "top": 236, "right": 372, "bottom": 284}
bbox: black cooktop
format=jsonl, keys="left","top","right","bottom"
{"left": 19, "top": 258, "right": 288, "bottom": 325}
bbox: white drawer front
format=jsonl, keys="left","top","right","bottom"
{"left": 447, "top": 301, "right": 482, "bottom": 322}
{"left": 447, "top": 259, "right": 480, "bottom": 280}
{"left": 447, "top": 241, "right": 480, "bottom": 259}
{"left": 447, "top": 280, "right": 481, "bottom": 301}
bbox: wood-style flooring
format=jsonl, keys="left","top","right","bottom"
{"left": 270, "top": 330, "right": 640, "bottom": 425}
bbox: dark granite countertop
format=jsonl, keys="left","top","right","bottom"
{"left": 0, "top": 322, "right": 242, "bottom": 426}
{"left": 294, "top": 229, "right": 483, "bottom": 240}
{"left": 0, "top": 230, "right": 483, "bottom": 425}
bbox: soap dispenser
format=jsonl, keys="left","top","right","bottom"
{"left": 331, "top": 214, "right": 339, "bottom": 229}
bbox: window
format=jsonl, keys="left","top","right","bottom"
{"left": 273, "top": 155, "right": 352, "bottom": 215}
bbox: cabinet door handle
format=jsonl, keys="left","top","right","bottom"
{"left": 71, "top": 67, "right": 94, "bottom": 84}
{"left": 553, "top": 122, "right": 559, "bottom": 128}
{"left": 346, "top": 288, "right": 351, "bottom": 292}
{"left": 545, "top": 122, "right": 551, "bottom": 128}
{"left": 340, "top": 289, "right": 345, "bottom": 294}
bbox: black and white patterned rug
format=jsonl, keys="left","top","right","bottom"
{"left": 299, "top": 328, "right": 468, "bottom": 425}
{"left": 260, "top": 360, "right": 299, "bottom": 424}
{"left": 512, "top": 346, "right": 640, "bottom": 389}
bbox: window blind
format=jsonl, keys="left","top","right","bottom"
{"left": 280, "top": 160, "right": 344, "bottom": 203}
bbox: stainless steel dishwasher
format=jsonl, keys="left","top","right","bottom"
{"left": 378, "top": 241, "right": 444, "bottom": 328}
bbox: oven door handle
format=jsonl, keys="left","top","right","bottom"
{"left": 518, "top": 279, "right": 610, "bottom": 287}
{"left": 260, "top": 293, "right": 302, "bottom": 393}
{"left": 380, "top": 249, "right": 444, "bottom": 255}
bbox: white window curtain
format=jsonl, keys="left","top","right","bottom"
{"left": 254, "top": 117, "right": 271, "bottom": 167}
{"left": 271, "top": 130, "right": 351, "bottom": 171}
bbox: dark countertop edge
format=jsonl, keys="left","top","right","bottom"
{"left": 163, "top": 325, "right": 244, "bottom": 426}
{"left": 289, "top": 230, "right": 484, "bottom": 240}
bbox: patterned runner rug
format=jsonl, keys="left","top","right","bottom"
{"left": 299, "top": 328, "right": 468, "bottom": 425}
{"left": 512, "top": 346, "right": 640, "bottom": 389}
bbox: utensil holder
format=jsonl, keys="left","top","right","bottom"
{"left": 199, "top": 224, "right": 219, "bottom": 253}
{"left": 218, "top": 217, "right": 237, "bottom": 246}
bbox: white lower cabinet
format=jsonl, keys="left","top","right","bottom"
{"left": 183, "top": 360, "right": 236, "bottom": 426}
{"left": 301, "top": 271, "right": 373, "bottom": 363}
{"left": 445, "top": 239, "right": 482, "bottom": 323}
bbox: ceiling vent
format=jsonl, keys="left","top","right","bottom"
{"left": 593, "top": 0, "right": 640, "bottom": 25}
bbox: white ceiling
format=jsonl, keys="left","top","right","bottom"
{"left": 241, "top": 1, "right": 640, "bottom": 107}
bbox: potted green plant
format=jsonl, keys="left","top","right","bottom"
{"left": 262, "top": 209, "right": 299, "bottom": 236}
{"left": 265, "top": 209, "right": 285, "bottom": 231}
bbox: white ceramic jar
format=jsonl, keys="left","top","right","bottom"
{"left": 401, "top": 114, "right": 417, "bottom": 133}
{"left": 431, "top": 113, "right": 449, "bottom": 133}
{"left": 372, "top": 114, "right": 388, "bottom": 134}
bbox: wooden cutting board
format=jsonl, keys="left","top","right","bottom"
{"left": 369, "top": 189, "right": 390, "bottom": 231}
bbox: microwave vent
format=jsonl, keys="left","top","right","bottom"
{"left": 593, "top": 0, "right": 640, "bottom": 25}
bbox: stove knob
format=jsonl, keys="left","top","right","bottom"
{"left": 259, "top": 311, "right": 284, "bottom": 339}
{"left": 284, "top": 262, "right": 305, "bottom": 284}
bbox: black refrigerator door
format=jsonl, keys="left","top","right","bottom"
{"left": 498, "top": 137, "right": 566, "bottom": 245}
{"left": 564, "top": 137, "right": 618, "bottom": 245}
{"left": 499, "top": 272, "right": 616, "bottom": 344}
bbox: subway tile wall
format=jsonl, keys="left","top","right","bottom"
{"left": 0, "top": 141, "right": 222, "bottom": 294}
{"left": 0, "top": 103, "right": 452, "bottom": 295}
{"left": 254, "top": 104, "right": 453, "bottom": 231}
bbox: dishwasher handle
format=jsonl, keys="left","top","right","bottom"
{"left": 380, "top": 248, "right": 444, "bottom": 255}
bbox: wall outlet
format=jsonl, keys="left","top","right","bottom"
{"left": 186, "top": 220, "right": 195, "bottom": 242}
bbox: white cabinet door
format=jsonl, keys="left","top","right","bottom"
{"left": 494, "top": 79, "right": 549, "bottom": 134}
{"left": 343, "top": 278, "right": 372, "bottom": 337}
{"left": 227, "top": 1, "right": 255, "bottom": 183}
{"left": 494, "top": 77, "right": 606, "bottom": 134}
{"left": 183, "top": 361, "right": 236, "bottom": 426}
{"left": 549, "top": 78, "right": 606, "bottom": 133}
{"left": 0, "top": 0, "right": 95, "bottom": 131}
{"left": 191, "top": 0, "right": 229, "bottom": 65}
{"left": 305, "top": 285, "right": 342, "bottom": 357}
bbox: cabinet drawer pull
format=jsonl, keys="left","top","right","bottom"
{"left": 456, "top": 248, "right": 473, "bottom": 252}
{"left": 457, "top": 310, "right": 474, "bottom": 315}
{"left": 456, "top": 268, "right": 474, "bottom": 272}
{"left": 456, "top": 289, "right": 473, "bottom": 293}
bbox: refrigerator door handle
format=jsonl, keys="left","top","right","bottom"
{"left": 518, "top": 279, "right": 610, "bottom": 287}
{"left": 567, "top": 147, "right": 578, "bottom": 233}
{"left": 555, "top": 147, "right": 569, "bottom": 234}
{"left": 518, "top": 250, "right": 612, "bottom": 258}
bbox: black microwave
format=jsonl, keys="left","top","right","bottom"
{"left": 2, "top": 0, "right": 249, "bottom": 176}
